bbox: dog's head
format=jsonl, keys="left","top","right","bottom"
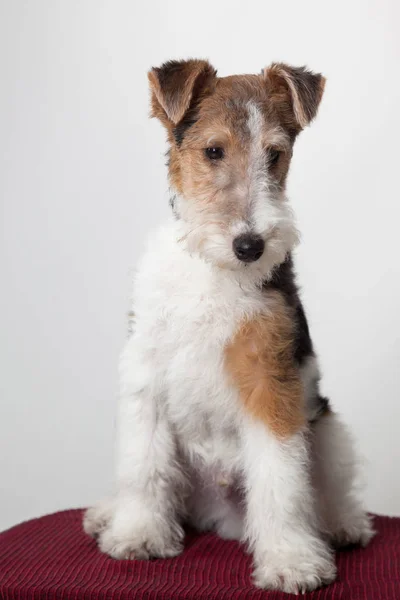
{"left": 148, "top": 59, "right": 325, "bottom": 278}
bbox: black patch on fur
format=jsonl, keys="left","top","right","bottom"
{"left": 309, "top": 395, "right": 331, "bottom": 423}
{"left": 288, "top": 65, "right": 324, "bottom": 125}
{"left": 315, "top": 395, "right": 330, "bottom": 417}
{"left": 263, "top": 254, "right": 313, "bottom": 365}
{"left": 173, "top": 109, "right": 198, "bottom": 146}
{"left": 263, "top": 255, "right": 332, "bottom": 421}
{"left": 156, "top": 60, "right": 185, "bottom": 85}
{"left": 168, "top": 194, "right": 180, "bottom": 220}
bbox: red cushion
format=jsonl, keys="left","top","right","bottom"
{"left": 0, "top": 510, "right": 399, "bottom": 599}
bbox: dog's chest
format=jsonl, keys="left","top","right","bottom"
{"left": 133, "top": 228, "right": 266, "bottom": 465}
{"left": 161, "top": 268, "right": 259, "bottom": 430}
{"left": 162, "top": 283, "right": 252, "bottom": 469}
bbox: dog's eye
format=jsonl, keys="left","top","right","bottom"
{"left": 205, "top": 147, "right": 224, "bottom": 161}
{"left": 267, "top": 148, "right": 281, "bottom": 166}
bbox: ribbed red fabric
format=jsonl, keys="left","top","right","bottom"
{"left": 0, "top": 510, "right": 398, "bottom": 599}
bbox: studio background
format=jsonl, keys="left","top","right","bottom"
{"left": 1, "top": 0, "right": 399, "bottom": 531}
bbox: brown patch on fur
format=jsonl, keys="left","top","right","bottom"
{"left": 263, "top": 63, "right": 326, "bottom": 133}
{"left": 148, "top": 59, "right": 217, "bottom": 126}
{"left": 225, "top": 292, "right": 305, "bottom": 438}
{"left": 168, "top": 147, "right": 184, "bottom": 194}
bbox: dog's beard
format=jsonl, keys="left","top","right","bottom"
{"left": 176, "top": 197, "right": 299, "bottom": 278}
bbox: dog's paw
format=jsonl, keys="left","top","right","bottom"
{"left": 83, "top": 498, "right": 115, "bottom": 538}
{"left": 98, "top": 526, "right": 183, "bottom": 560}
{"left": 84, "top": 495, "right": 184, "bottom": 560}
{"left": 253, "top": 544, "right": 336, "bottom": 594}
{"left": 330, "top": 512, "right": 375, "bottom": 549}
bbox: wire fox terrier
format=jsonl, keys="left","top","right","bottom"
{"left": 84, "top": 59, "right": 374, "bottom": 594}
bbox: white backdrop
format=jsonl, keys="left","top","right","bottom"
{"left": 1, "top": 0, "right": 399, "bottom": 531}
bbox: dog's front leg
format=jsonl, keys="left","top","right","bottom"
{"left": 84, "top": 336, "right": 185, "bottom": 560}
{"left": 225, "top": 305, "right": 336, "bottom": 594}
{"left": 242, "top": 421, "right": 336, "bottom": 593}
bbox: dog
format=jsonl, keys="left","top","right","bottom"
{"left": 84, "top": 59, "right": 374, "bottom": 594}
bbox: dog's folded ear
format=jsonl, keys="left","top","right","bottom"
{"left": 263, "top": 63, "right": 325, "bottom": 132}
{"left": 148, "top": 59, "right": 217, "bottom": 126}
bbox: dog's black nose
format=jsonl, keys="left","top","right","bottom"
{"left": 233, "top": 234, "right": 265, "bottom": 263}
